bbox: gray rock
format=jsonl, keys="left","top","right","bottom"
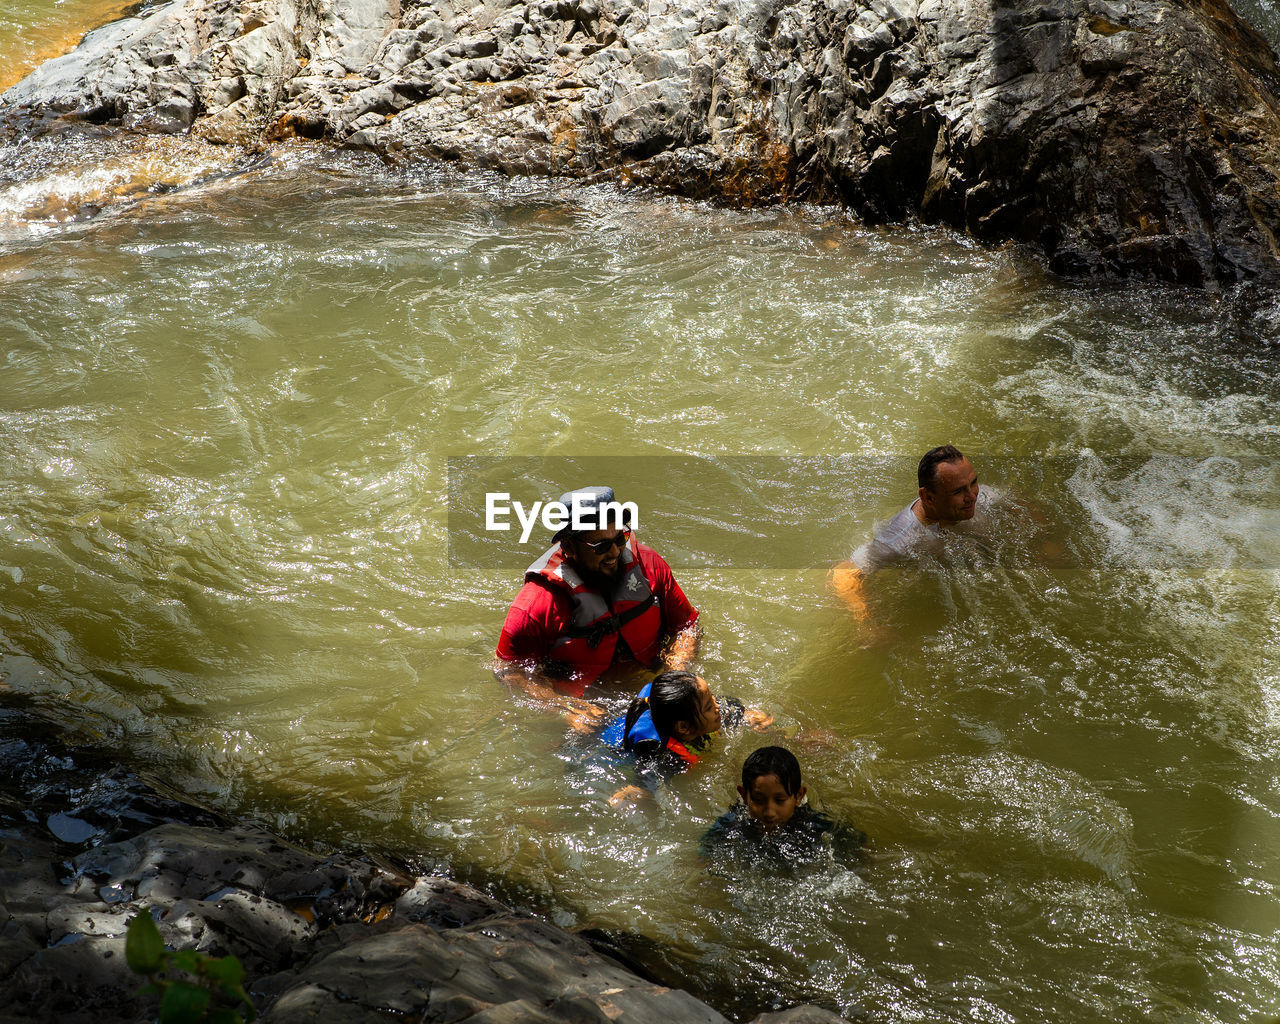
{"left": 303, "top": 0, "right": 399, "bottom": 76}
{"left": 2, "top": 0, "right": 300, "bottom": 141}
{"left": 0, "top": 729, "right": 849, "bottom": 1024}
{"left": 2, "top": 798, "right": 856, "bottom": 1021}
{"left": 395, "top": 874, "right": 509, "bottom": 927}
{"left": 263, "top": 917, "right": 732, "bottom": 1023}
{"left": 9, "top": 931, "right": 139, "bottom": 1019}
{"left": 751, "top": 1008, "right": 857, "bottom": 1023}
{"left": 7, "top": 0, "right": 1278, "bottom": 283}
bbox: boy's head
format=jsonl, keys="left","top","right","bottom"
{"left": 648, "top": 670, "right": 721, "bottom": 743}
{"left": 737, "top": 746, "right": 806, "bottom": 830}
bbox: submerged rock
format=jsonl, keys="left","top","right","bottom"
{"left": 4, "top": 0, "right": 1280, "bottom": 286}
{"left": 0, "top": 711, "right": 847, "bottom": 1023}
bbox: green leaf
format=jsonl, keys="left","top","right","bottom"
{"left": 221, "top": 982, "right": 256, "bottom": 1020}
{"left": 170, "top": 949, "right": 202, "bottom": 974}
{"left": 125, "top": 912, "right": 166, "bottom": 974}
{"left": 205, "top": 955, "right": 245, "bottom": 987}
{"left": 159, "top": 981, "right": 210, "bottom": 1024}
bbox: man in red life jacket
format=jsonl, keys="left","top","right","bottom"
{"left": 494, "top": 486, "right": 700, "bottom": 729}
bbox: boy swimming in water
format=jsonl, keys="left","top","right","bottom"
{"left": 734, "top": 744, "right": 809, "bottom": 830}
{"left": 701, "top": 746, "right": 866, "bottom": 868}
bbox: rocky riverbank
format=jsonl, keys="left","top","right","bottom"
{"left": 3, "top": 0, "right": 1280, "bottom": 286}
{"left": 0, "top": 706, "right": 847, "bottom": 1023}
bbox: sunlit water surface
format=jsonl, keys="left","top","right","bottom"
{"left": 0, "top": 0, "right": 145, "bottom": 91}
{"left": 3, "top": 17, "right": 1280, "bottom": 1023}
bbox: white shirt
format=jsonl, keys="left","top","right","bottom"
{"left": 851, "top": 485, "right": 1002, "bottom": 572}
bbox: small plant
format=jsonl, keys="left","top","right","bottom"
{"left": 125, "top": 910, "right": 257, "bottom": 1024}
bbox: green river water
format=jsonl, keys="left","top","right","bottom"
{"left": 3, "top": 8, "right": 1280, "bottom": 1021}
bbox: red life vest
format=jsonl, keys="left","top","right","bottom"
{"left": 526, "top": 536, "right": 664, "bottom": 696}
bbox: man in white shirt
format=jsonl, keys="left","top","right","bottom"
{"left": 831, "top": 445, "right": 997, "bottom": 616}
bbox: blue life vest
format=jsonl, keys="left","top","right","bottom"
{"left": 601, "top": 683, "right": 659, "bottom": 748}
{"left": 600, "top": 683, "right": 697, "bottom": 764}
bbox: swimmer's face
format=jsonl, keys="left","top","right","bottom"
{"left": 738, "top": 772, "right": 807, "bottom": 831}
{"left": 922, "top": 457, "right": 979, "bottom": 523}
{"left": 567, "top": 527, "right": 630, "bottom": 578}
{"left": 674, "top": 676, "right": 721, "bottom": 741}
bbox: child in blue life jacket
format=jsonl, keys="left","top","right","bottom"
{"left": 600, "top": 670, "right": 772, "bottom": 804}
{"left": 700, "top": 746, "right": 866, "bottom": 870}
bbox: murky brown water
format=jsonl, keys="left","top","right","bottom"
{"left": 2, "top": 9, "right": 1280, "bottom": 1023}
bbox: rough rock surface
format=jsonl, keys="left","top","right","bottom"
{"left": 0, "top": 709, "right": 848, "bottom": 1023}
{"left": 4, "top": 0, "right": 1280, "bottom": 284}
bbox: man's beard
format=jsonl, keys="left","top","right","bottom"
{"left": 575, "top": 561, "right": 622, "bottom": 590}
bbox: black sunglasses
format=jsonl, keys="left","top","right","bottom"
{"left": 580, "top": 529, "right": 631, "bottom": 554}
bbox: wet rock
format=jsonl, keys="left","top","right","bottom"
{"left": 0, "top": 712, "right": 848, "bottom": 1023}
{"left": 4, "top": 0, "right": 1280, "bottom": 283}
{"left": 264, "top": 917, "right": 731, "bottom": 1023}
{"left": 46, "top": 811, "right": 101, "bottom": 844}
{"left": 1, "top": 0, "right": 300, "bottom": 141}
{"left": 395, "top": 874, "right": 509, "bottom": 928}
{"left": 301, "top": 0, "right": 399, "bottom": 77}
{"left": 752, "top": 1009, "right": 857, "bottom": 1023}
{"left": 10, "top": 930, "right": 138, "bottom": 1020}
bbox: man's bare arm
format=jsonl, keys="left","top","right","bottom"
{"left": 828, "top": 560, "right": 869, "bottom": 621}
{"left": 661, "top": 622, "right": 700, "bottom": 671}
{"left": 493, "top": 660, "right": 605, "bottom": 733}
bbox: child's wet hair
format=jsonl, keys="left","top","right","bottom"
{"left": 623, "top": 670, "right": 700, "bottom": 747}
{"left": 742, "top": 746, "right": 803, "bottom": 796}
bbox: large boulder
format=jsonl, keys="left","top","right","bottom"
{"left": 4, "top": 0, "right": 1280, "bottom": 285}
